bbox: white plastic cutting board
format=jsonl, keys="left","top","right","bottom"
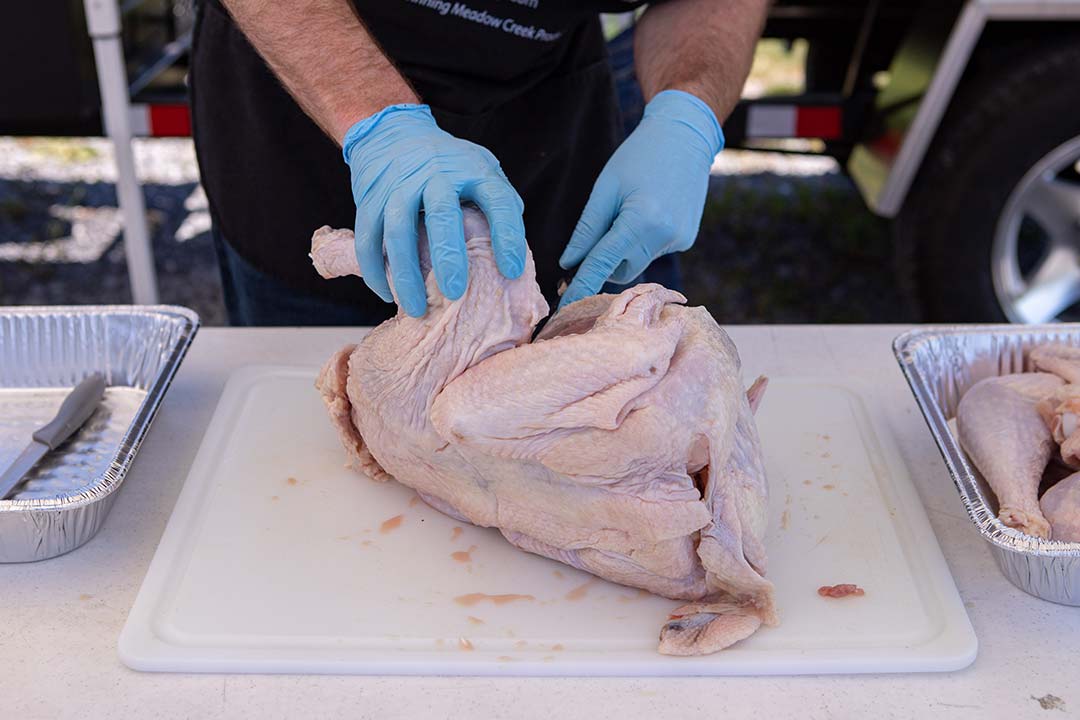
{"left": 119, "top": 366, "right": 976, "bottom": 676}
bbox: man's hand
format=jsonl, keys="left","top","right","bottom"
{"left": 219, "top": 0, "right": 526, "bottom": 316}
{"left": 558, "top": 91, "right": 722, "bottom": 308}
{"left": 559, "top": 0, "right": 766, "bottom": 308}
{"left": 344, "top": 105, "right": 526, "bottom": 317}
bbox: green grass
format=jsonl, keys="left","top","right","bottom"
{"left": 744, "top": 39, "right": 808, "bottom": 97}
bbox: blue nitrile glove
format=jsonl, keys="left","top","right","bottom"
{"left": 343, "top": 104, "right": 527, "bottom": 317}
{"left": 558, "top": 90, "right": 724, "bottom": 308}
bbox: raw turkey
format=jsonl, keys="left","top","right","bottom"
{"left": 311, "top": 208, "right": 777, "bottom": 655}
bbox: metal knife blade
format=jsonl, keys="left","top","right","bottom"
{"left": 0, "top": 441, "right": 50, "bottom": 500}
{"left": 0, "top": 373, "right": 106, "bottom": 501}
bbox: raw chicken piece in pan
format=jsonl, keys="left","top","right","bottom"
{"left": 1029, "top": 344, "right": 1080, "bottom": 384}
{"left": 1041, "top": 472, "right": 1080, "bottom": 542}
{"left": 956, "top": 373, "right": 1063, "bottom": 539}
{"left": 1035, "top": 384, "right": 1080, "bottom": 469}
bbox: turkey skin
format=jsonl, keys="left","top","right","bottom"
{"left": 311, "top": 208, "right": 776, "bottom": 655}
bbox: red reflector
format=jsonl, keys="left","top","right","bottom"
{"left": 869, "top": 128, "right": 904, "bottom": 159}
{"left": 148, "top": 105, "right": 191, "bottom": 136}
{"left": 795, "top": 106, "right": 842, "bottom": 139}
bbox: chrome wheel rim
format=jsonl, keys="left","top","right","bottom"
{"left": 993, "top": 135, "right": 1080, "bottom": 323}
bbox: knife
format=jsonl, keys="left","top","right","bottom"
{"left": 0, "top": 373, "right": 107, "bottom": 501}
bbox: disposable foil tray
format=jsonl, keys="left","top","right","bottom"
{"left": 0, "top": 306, "right": 199, "bottom": 562}
{"left": 894, "top": 325, "right": 1080, "bottom": 605}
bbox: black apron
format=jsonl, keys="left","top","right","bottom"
{"left": 190, "top": 0, "right": 649, "bottom": 312}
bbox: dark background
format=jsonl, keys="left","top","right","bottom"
{"left": 0, "top": 136, "right": 910, "bottom": 326}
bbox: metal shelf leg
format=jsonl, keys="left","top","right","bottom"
{"left": 85, "top": 0, "right": 160, "bottom": 305}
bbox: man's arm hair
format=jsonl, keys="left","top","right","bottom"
{"left": 634, "top": 0, "right": 768, "bottom": 121}
{"left": 219, "top": 0, "right": 419, "bottom": 142}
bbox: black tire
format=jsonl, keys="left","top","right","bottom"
{"left": 895, "top": 38, "right": 1080, "bottom": 322}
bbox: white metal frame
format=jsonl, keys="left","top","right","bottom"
{"left": 869, "top": 0, "right": 1080, "bottom": 217}
{"left": 83, "top": 0, "right": 159, "bottom": 304}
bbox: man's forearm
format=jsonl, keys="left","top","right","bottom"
{"left": 220, "top": 0, "right": 418, "bottom": 141}
{"left": 634, "top": 0, "right": 768, "bottom": 121}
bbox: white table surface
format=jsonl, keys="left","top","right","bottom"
{"left": 1, "top": 325, "right": 1077, "bottom": 720}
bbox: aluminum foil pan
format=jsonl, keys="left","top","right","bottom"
{"left": 0, "top": 306, "right": 199, "bottom": 562}
{"left": 894, "top": 325, "right": 1080, "bottom": 606}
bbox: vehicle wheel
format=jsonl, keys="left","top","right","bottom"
{"left": 896, "top": 40, "right": 1080, "bottom": 322}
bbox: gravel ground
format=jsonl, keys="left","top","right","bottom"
{"left": 0, "top": 138, "right": 225, "bottom": 324}
{"left": 694, "top": 151, "right": 911, "bottom": 323}
{"left": 0, "top": 137, "right": 913, "bottom": 326}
